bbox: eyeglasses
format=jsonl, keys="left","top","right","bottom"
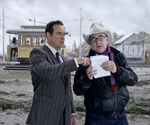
{"left": 90, "top": 35, "right": 107, "bottom": 43}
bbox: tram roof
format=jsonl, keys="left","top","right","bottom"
{"left": 6, "top": 29, "right": 45, "bottom": 34}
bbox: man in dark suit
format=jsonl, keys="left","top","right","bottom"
{"left": 26, "top": 20, "right": 90, "bottom": 125}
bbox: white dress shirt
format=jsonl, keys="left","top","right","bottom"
{"left": 45, "top": 43, "right": 63, "bottom": 62}
{"left": 45, "top": 43, "right": 79, "bottom": 67}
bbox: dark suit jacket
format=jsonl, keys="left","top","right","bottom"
{"left": 26, "top": 45, "right": 77, "bottom": 125}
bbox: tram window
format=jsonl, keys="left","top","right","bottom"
{"left": 32, "top": 37, "right": 37, "bottom": 46}
{"left": 26, "top": 37, "right": 30, "bottom": 45}
{"left": 40, "top": 38, "right": 45, "bottom": 45}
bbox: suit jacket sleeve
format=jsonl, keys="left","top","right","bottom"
{"left": 65, "top": 73, "right": 75, "bottom": 114}
{"left": 70, "top": 83, "right": 75, "bottom": 113}
{"left": 29, "top": 48, "right": 77, "bottom": 79}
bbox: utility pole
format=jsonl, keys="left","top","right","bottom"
{"left": 2, "top": 8, "right": 5, "bottom": 62}
{"left": 79, "top": 8, "right": 84, "bottom": 57}
{"left": 28, "top": 17, "right": 46, "bottom": 25}
{"left": 34, "top": 17, "right": 36, "bottom": 26}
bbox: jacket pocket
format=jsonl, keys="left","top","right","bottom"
{"left": 117, "top": 86, "right": 130, "bottom": 111}
{"left": 102, "top": 99, "right": 114, "bottom": 112}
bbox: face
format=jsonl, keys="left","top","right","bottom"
{"left": 89, "top": 33, "right": 109, "bottom": 53}
{"left": 47, "top": 24, "right": 67, "bottom": 50}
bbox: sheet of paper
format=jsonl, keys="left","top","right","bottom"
{"left": 91, "top": 55, "right": 110, "bottom": 78}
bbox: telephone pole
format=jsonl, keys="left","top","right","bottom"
{"left": 2, "top": 8, "right": 5, "bottom": 62}
{"left": 79, "top": 8, "right": 84, "bottom": 57}
{"left": 28, "top": 17, "right": 46, "bottom": 25}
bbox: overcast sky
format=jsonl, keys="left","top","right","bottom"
{"left": 0, "top": 0, "right": 150, "bottom": 55}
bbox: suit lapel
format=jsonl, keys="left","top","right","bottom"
{"left": 42, "top": 45, "right": 68, "bottom": 87}
{"left": 61, "top": 55, "right": 66, "bottom": 62}
{"left": 60, "top": 55, "right": 69, "bottom": 87}
{"left": 42, "top": 45, "right": 58, "bottom": 64}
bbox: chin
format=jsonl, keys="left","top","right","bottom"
{"left": 59, "top": 45, "right": 64, "bottom": 49}
{"left": 96, "top": 49, "right": 104, "bottom": 53}
{"left": 61, "top": 44, "right": 64, "bottom": 47}
{"left": 60, "top": 42, "right": 64, "bottom": 46}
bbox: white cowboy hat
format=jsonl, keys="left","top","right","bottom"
{"left": 83, "top": 22, "right": 112, "bottom": 44}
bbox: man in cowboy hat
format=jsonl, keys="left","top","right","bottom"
{"left": 73, "top": 22, "right": 138, "bottom": 125}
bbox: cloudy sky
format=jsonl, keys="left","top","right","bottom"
{"left": 0, "top": 0, "right": 150, "bottom": 55}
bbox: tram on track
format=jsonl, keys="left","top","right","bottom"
{"left": 6, "top": 25, "right": 67, "bottom": 64}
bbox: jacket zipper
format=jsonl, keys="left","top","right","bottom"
{"left": 114, "top": 94, "right": 117, "bottom": 119}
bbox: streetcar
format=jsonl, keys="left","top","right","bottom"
{"left": 6, "top": 25, "right": 67, "bottom": 64}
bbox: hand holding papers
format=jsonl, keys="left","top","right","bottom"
{"left": 91, "top": 55, "right": 111, "bottom": 78}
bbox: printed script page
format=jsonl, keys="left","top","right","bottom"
{"left": 91, "top": 55, "right": 111, "bottom": 78}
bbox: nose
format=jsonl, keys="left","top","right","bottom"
{"left": 61, "top": 34, "right": 65, "bottom": 40}
{"left": 96, "top": 40, "right": 103, "bottom": 44}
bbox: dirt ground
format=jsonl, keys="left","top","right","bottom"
{"left": 0, "top": 65, "right": 150, "bottom": 125}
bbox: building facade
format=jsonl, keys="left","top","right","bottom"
{"left": 114, "top": 33, "right": 145, "bottom": 65}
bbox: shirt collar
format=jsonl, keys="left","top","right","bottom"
{"left": 45, "top": 43, "right": 61, "bottom": 56}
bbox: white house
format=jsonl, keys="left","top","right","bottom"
{"left": 114, "top": 33, "right": 145, "bottom": 64}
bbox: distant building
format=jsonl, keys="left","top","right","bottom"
{"left": 114, "top": 33, "right": 146, "bottom": 65}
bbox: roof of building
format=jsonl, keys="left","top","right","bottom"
{"left": 114, "top": 33, "right": 147, "bottom": 45}
{"left": 114, "top": 34, "right": 132, "bottom": 45}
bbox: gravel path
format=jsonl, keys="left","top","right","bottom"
{"left": 0, "top": 65, "right": 150, "bottom": 125}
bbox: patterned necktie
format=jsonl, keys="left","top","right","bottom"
{"left": 56, "top": 52, "right": 61, "bottom": 64}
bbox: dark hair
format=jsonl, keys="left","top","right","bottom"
{"left": 12, "top": 37, "right": 17, "bottom": 44}
{"left": 45, "top": 20, "right": 63, "bottom": 35}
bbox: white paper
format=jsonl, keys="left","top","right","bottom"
{"left": 91, "top": 55, "right": 111, "bottom": 78}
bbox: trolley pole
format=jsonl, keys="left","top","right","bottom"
{"left": 2, "top": 8, "right": 5, "bottom": 62}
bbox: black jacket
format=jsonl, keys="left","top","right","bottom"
{"left": 73, "top": 47, "right": 138, "bottom": 114}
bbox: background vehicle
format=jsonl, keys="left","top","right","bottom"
{"left": 6, "top": 25, "right": 67, "bottom": 64}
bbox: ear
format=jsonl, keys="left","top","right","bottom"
{"left": 46, "top": 32, "right": 51, "bottom": 41}
{"left": 106, "top": 37, "right": 110, "bottom": 43}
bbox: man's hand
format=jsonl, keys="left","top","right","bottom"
{"left": 76, "top": 57, "right": 90, "bottom": 66}
{"left": 70, "top": 115, "right": 76, "bottom": 125}
{"left": 101, "top": 61, "right": 117, "bottom": 73}
{"left": 86, "top": 65, "right": 97, "bottom": 80}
